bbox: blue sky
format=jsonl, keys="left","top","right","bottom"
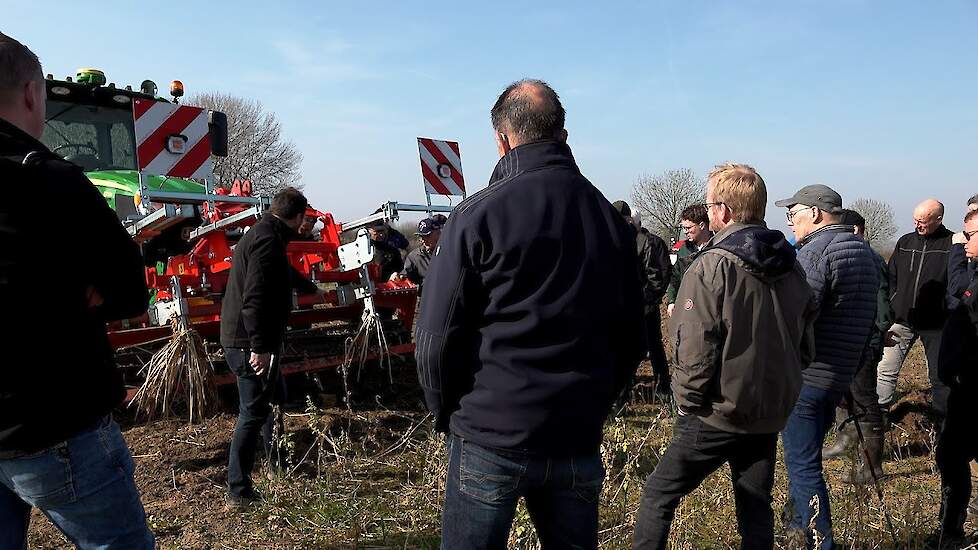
{"left": 6, "top": 1, "right": 977, "bottom": 236}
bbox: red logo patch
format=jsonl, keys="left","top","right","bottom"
{"left": 684, "top": 299, "right": 694, "bottom": 311}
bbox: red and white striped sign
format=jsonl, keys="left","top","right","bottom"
{"left": 133, "top": 99, "right": 212, "bottom": 179}
{"left": 418, "top": 137, "right": 464, "bottom": 196}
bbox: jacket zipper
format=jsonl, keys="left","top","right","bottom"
{"left": 911, "top": 239, "right": 927, "bottom": 306}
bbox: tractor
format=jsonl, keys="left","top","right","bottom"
{"left": 40, "top": 68, "right": 451, "bottom": 410}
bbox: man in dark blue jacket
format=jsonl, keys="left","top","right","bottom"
{"left": 415, "top": 79, "right": 645, "bottom": 550}
{"left": 934, "top": 209, "right": 978, "bottom": 542}
{"left": 777, "top": 185, "right": 880, "bottom": 549}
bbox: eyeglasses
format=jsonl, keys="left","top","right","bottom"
{"left": 703, "top": 202, "right": 724, "bottom": 209}
{"left": 965, "top": 230, "right": 977, "bottom": 241}
{"left": 786, "top": 206, "right": 814, "bottom": 224}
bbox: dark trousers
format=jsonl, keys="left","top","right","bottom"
{"left": 935, "top": 383, "right": 978, "bottom": 532}
{"left": 633, "top": 415, "right": 778, "bottom": 549}
{"left": 850, "top": 338, "right": 883, "bottom": 426}
{"left": 782, "top": 384, "right": 842, "bottom": 549}
{"left": 645, "top": 308, "right": 670, "bottom": 385}
{"left": 441, "top": 435, "right": 604, "bottom": 550}
{"left": 226, "top": 347, "right": 285, "bottom": 498}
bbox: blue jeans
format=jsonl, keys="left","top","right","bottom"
{"left": 226, "top": 347, "right": 286, "bottom": 498}
{"left": 441, "top": 435, "right": 604, "bottom": 550}
{"left": 0, "top": 416, "right": 154, "bottom": 550}
{"left": 781, "top": 384, "right": 843, "bottom": 549}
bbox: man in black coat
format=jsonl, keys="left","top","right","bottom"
{"left": 416, "top": 79, "right": 645, "bottom": 549}
{"left": 612, "top": 200, "right": 673, "bottom": 396}
{"left": 0, "top": 32, "right": 154, "bottom": 548}
{"left": 221, "top": 187, "right": 319, "bottom": 510}
{"left": 877, "top": 199, "right": 953, "bottom": 420}
{"left": 933, "top": 209, "right": 978, "bottom": 543}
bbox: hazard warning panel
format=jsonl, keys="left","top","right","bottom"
{"left": 133, "top": 99, "right": 212, "bottom": 179}
{"left": 418, "top": 137, "right": 464, "bottom": 196}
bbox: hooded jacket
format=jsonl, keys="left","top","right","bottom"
{"left": 414, "top": 140, "right": 645, "bottom": 456}
{"left": 0, "top": 118, "right": 148, "bottom": 456}
{"left": 889, "top": 226, "right": 953, "bottom": 330}
{"left": 670, "top": 223, "right": 816, "bottom": 434}
{"left": 795, "top": 224, "right": 880, "bottom": 392}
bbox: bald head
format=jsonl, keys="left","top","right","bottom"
{"left": 490, "top": 79, "right": 566, "bottom": 149}
{"left": 913, "top": 199, "right": 945, "bottom": 236}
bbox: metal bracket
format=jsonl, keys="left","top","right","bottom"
{"left": 190, "top": 205, "right": 266, "bottom": 239}
{"left": 337, "top": 229, "right": 375, "bottom": 272}
{"left": 127, "top": 203, "right": 195, "bottom": 238}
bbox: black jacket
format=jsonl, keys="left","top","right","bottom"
{"left": 372, "top": 229, "right": 408, "bottom": 281}
{"left": 0, "top": 118, "right": 148, "bottom": 457}
{"left": 220, "top": 215, "right": 317, "bottom": 353}
{"left": 888, "top": 227, "right": 953, "bottom": 330}
{"left": 636, "top": 228, "right": 672, "bottom": 313}
{"left": 415, "top": 140, "right": 646, "bottom": 456}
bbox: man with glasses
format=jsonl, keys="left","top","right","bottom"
{"left": 933, "top": 209, "right": 978, "bottom": 544}
{"left": 634, "top": 164, "right": 815, "bottom": 549}
{"left": 776, "top": 184, "right": 879, "bottom": 548}
{"left": 877, "top": 199, "right": 953, "bottom": 423}
{"left": 666, "top": 204, "right": 712, "bottom": 318}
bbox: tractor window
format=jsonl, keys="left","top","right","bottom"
{"left": 41, "top": 100, "right": 137, "bottom": 172}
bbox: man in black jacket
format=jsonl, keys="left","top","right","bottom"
{"left": 934, "top": 209, "right": 978, "bottom": 542}
{"left": 877, "top": 199, "right": 953, "bottom": 419}
{"left": 0, "top": 33, "right": 154, "bottom": 548}
{"left": 613, "top": 200, "right": 673, "bottom": 396}
{"left": 416, "top": 79, "right": 645, "bottom": 550}
{"left": 221, "top": 187, "right": 319, "bottom": 509}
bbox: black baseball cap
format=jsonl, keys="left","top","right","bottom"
{"left": 416, "top": 218, "right": 438, "bottom": 236}
{"left": 775, "top": 184, "right": 844, "bottom": 214}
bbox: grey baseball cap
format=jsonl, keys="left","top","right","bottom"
{"left": 775, "top": 184, "right": 844, "bottom": 214}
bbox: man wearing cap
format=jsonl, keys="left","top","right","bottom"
{"left": 877, "top": 199, "right": 954, "bottom": 422}
{"left": 613, "top": 200, "right": 673, "bottom": 397}
{"left": 776, "top": 184, "right": 880, "bottom": 548}
{"left": 394, "top": 217, "right": 442, "bottom": 289}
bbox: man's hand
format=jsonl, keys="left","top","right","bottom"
{"left": 250, "top": 352, "right": 271, "bottom": 376}
{"left": 667, "top": 303, "right": 675, "bottom": 317}
{"left": 86, "top": 286, "right": 104, "bottom": 309}
{"left": 389, "top": 272, "right": 405, "bottom": 282}
{"left": 953, "top": 231, "right": 968, "bottom": 245}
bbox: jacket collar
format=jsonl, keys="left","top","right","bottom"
{"left": 795, "top": 223, "right": 851, "bottom": 248}
{"left": 0, "top": 117, "right": 49, "bottom": 160}
{"left": 262, "top": 214, "right": 298, "bottom": 243}
{"left": 709, "top": 221, "right": 767, "bottom": 247}
{"left": 488, "top": 140, "right": 578, "bottom": 186}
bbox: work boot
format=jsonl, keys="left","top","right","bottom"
{"left": 841, "top": 423, "right": 885, "bottom": 485}
{"left": 823, "top": 409, "right": 853, "bottom": 459}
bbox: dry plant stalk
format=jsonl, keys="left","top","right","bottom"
{"left": 131, "top": 323, "right": 217, "bottom": 423}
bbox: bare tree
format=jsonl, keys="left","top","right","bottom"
{"left": 631, "top": 168, "right": 706, "bottom": 243}
{"left": 189, "top": 92, "right": 302, "bottom": 195}
{"left": 850, "top": 197, "right": 897, "bottom": 247}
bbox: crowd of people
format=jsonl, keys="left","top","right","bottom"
{"left": 1, "top": 31, "right": 976, "bottom": 550}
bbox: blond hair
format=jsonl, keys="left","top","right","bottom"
{"left": 708, "top": 163, "right": 767, "bottom": 223}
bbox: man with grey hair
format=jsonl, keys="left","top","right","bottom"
{"left": 777, "top": 185, "right": 879, "bottom": 548}
{"left": 417, "top": 79, "right": 645, "bottom": 549}
{"left": 0, "top": 33, "right": 155, "bottom": 548}
{"left": 877, "top": 199, "right": 953, "bottom": 423}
